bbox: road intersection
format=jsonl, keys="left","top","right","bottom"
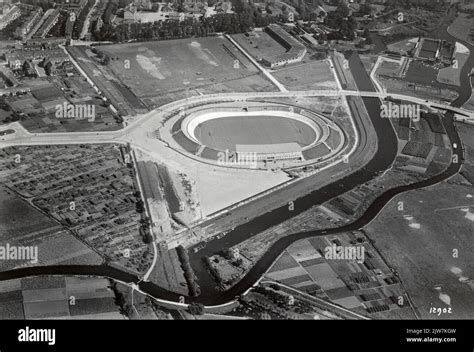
{"left": 1, "top": 89, "right": 472, "bottom": 149}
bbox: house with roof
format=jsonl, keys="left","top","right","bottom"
{"left": 124, "top": 4, "right": 138, "bottom": 21}
{"left": 0, "top": 5, "right": 21, "bottom": 30}
{"left": 185, "top": 2, "right": 207, "bottom": 15}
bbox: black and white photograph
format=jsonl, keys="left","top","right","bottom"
{"left": 0, "top": 0, "right": 473, "bottom": 349}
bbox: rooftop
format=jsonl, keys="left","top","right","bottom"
{"left": 236, "top": 143, "right": 303, "bottom": 155}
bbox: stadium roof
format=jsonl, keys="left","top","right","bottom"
{"left": 236, "top": 143, "right": 302, "bottom": 155}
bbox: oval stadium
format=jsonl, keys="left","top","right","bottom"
{"left": 161, "top": 101, "right": 347, "bottom": 169}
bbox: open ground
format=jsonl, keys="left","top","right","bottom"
{"left": 364, "top": 181, "right": 474, "bottom": 319}
{"left": 448, "top": 12, "right": 474, "bottom": 46}
{"left": 95, "top": 36, "right": 277, "bottom": 108}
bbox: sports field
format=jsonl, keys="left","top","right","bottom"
{"left": 231, "top": 32, "right": 287, "bottom": 61}
{"left": 272, "top": 60, "right": 337, "bottom": 90}
{"left": 387, "top": 38, "right": 418, "bottom": 56}
{"left": 96, "top": 37, "right": 274, "bottom": 107}
{"left": 194, "top": 115, "right": 317, "bottom": 151}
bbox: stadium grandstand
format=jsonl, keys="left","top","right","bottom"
{"left": 236, "top": 143, "right": 303, "bottom": 162}
{"left": 261, "top": 24, "right": 307, "bottom": 68}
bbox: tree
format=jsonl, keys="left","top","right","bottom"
{"left": 188, "top": 303, "right": 205, "bottom": 315}
{"left": 358, "top": 3, "right": 372, "bottom": 16}
{"left": 233, "top": 0, "right": 248, "bottom": 13}
{"left": 136, "top": 200, "right": 145, "bottom": 213}
{"left": 270, "top": 283, "right": 281, "bottom": 290}
{"left": 363, "top": 28, "right": 372, "bottom": 44}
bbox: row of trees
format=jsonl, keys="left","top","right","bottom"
{"left": 95, "top": 12, "right": 275, "bottom": 42}
{"left": 92, "top": 0, "right": 366, "bottom": 43}
{"left": 324, "top": 0, "right": 357, "bottom": 41}
{"left": 382, "top": 0, "right": 448, "bottom": 11}
{"left": 177, "top": 245, "right": 201, "bottom": 297}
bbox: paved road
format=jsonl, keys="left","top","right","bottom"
{"left": 225, "top": 34, "right": 289, "bottom": 93}
{"left": 1, "top": 89, "right": 472, "bottom": 148}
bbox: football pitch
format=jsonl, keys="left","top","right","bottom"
{"left": 97, "top": 37, "right": 273, "bottom": 102}
{"left": 194, "top": 115, "right": 317, "bottom": 151}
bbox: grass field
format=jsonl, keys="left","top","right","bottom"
{"left": 377, "top": 59, "right": 403, "bottom": 78}
{"left": 365, "top": 182, "right": 474, "bottom": 319}
{"left": 405, "top": 61, "right": 439, "bottom": 86}
{"left": 148, "top": 246, "right": 188, "bottom": 296}
{"left": 387, "top": 38, "right": 418, "bottom": 56}
{"left": 67, "top": 46, "right": 148, "bottom": 117}
{"left": 402, "top": 141, "right": 433, "bottom": 158}
{"left": 231, "top": 32, "right": 286, "bottom": 61}
{"left": 271, "top": 60, "right": 337, "bottom": 90}
{"left": 97, "top": 37, "right": 274, "bottom": 108}
{"left": 0, "top": 187, "right": 59, "bottom": 242}
{"left": 0, "top": 186, "right": 104, "bottom": 271}
{"left": 194, "top": 115, "right": 317, "bottom": 151}
{"left": 448, "top": 13, "right": 474, "bottom": 46}
{"left": 437, "top": 45, "right": 470, "bottom": 87}
{"left": 458, "top": 123, "right": 474, "bottom": 184}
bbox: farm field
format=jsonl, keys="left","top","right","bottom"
{"left": 96, "top": 37, "right": 275, "bottom": 108}
{"left": 0, "top": 144, "right": 153, "bottom": 275}
{"left": 0, "top": 227, "right": 103, "bottom": 272}
{"left": 364, "top": 182, "right": 474, "bottom": 319}
{"left": 194, "top": 115, "right": 317, "bottom": 151}
{"left": 0, "top": 181, "right": 103, "bottom": 271}
{"left": 0, "top": 187, "right": 59, "bottom": 242}
{"left": 0, "top": 277, "right": 124, "bottom": 319}
{"left": 266, "top": 232, "right": 416, "bottom": 319}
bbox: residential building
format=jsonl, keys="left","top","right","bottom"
{"left": 0, "top": 5, "right": 21, "bottom": 30}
